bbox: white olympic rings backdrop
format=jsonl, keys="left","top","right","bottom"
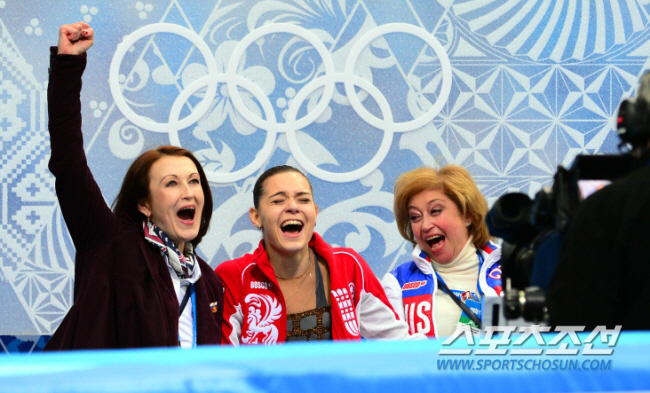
{"left": 109, "top": 23, "right": 452, "bottom": 183}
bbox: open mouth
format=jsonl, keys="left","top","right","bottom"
{"left": 177, "top": 206, "right": 196, "bottom": 222}
{"left": 426, "top": 235, "right": 444, "bottom": 252}
{"left": 281, "top": 219, "right": 304, "bottom": 235}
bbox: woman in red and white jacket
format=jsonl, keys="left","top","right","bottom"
{"left": 215, "top": 165, "right": 418, "bottom": 344}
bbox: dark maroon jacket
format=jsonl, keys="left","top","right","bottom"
{"left": 44, "top": 48, "right": 222, "bottom": 350}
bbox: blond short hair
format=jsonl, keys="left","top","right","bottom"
{"left": 393, "top": 165, "right": 490, "bottom": 249}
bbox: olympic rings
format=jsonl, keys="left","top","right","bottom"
{"left": 344, "top": 23, "right": 452, "bottom": 132}
{"left": 285, "top": 73, "right": 394, "bottom": 183}
{"left": 226, "top": 23, "right": 337, "bottom": 134}
{"left": 167, "top": 74, "right": 277, "bottom": 184}
{"left": 109, "top": 23, "right": 219, "bottom": 133}
{"left": 109, "top": 22, "right": 452, "bottom": 183}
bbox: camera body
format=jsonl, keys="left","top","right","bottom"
{"left": 483, "top": 71, "right": 650, "bottom": 327}
{"left": 485, "top": 154, "right": 635, "bottom": 326}
{"left": 482, "top": 288, "right": 547, "bottom": 327}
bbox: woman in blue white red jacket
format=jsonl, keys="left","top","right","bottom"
{"left": 215, "top": 165, "right": 419, "bottom": 344}
{"left": 382, "top": 166, "right": 502, "bottom": 338}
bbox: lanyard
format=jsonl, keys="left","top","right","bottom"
{"left": 178, "top": 284, "right": 197, "bottom": 348}
{"left": 436, "top": 276, "right": 482, "bottom": 328}
{"left": 433, "top": 252, "right": 485, "bottom": 296}
{"left": 432, "top": 253, "right": 485, "bottom": 328}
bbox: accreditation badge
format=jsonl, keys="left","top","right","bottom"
{"left": 454, "top": 291, "right": 482, "bottom": 335}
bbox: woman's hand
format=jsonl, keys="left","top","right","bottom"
{"left": 57, "top": 22, "right": 94, "bottom": 55}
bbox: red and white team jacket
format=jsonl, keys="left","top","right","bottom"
{"left": 215, "top": 233, "right": 414, "bottom": 344}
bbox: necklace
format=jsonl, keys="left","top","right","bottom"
{"left": 274, "top": 249, "right": 312, "bottom": 280}
{"left": 276, "top": 249, "right": 313, "bottom": 302}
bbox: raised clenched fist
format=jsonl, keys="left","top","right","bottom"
{"left": 57, "top": 22, "right": 94, "bottom": 55}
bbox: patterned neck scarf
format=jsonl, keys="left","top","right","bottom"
{"left": 143, "top": 220, "right": 196, "bottom": 279}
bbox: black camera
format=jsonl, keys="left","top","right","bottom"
{"left": 485, "top": 155, "right": 635, "bottom": 325}
{"left": 483, "top": 71, "right": 650, "bottom": 327}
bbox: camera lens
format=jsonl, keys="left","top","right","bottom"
{"left": 486, "top": 193, "right": 537, "bottom": 245}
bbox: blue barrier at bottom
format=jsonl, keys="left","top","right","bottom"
{"left": 1, "top": 332, "right": 649, "bottom": 393}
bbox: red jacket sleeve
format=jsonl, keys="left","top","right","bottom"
{"left": 215, "top": 261, "right": 243, "bottom": 345}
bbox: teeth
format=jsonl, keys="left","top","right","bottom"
{"left": 281, "top": 220, "right": 302, "bottom": 228}
{"left": 426, "top": 235, "right": 442, "bottom": 241}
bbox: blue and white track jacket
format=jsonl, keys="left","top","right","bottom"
{"left": 381, "top": 242, "right": 502, "bottom": 337}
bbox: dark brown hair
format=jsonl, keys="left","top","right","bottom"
{"left": 253, "top": 165, "right": 313, "bottom": 209}
{"left": 393, "top": 165, "right": 490, "bottom": 249}
{"left": 112, "top": 146, "right": 213, "bottom": 247}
